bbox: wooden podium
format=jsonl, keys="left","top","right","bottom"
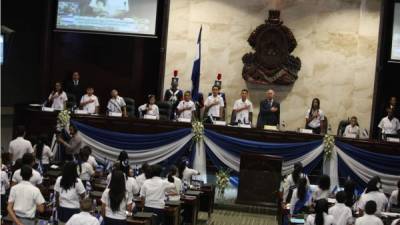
{"left": 236, "top": 153, "right": 282, "bottom": 206}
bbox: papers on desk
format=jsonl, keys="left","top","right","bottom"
{"left": 41, "top": 107, "right": 54, "bottom": 112}
{"left": 213, "top": 121, "right": 227, "bottom": 126}
{"left": 345, "top": 134, "right": 357, "bottom": 139}
{"left": 387, "top": 137, "right": 400, "bottom": 143}
{"left": 50, "top": 165, "right": 59, "bottom": 169}
{"left": 29, "top": 104, "right": 42, "bottom": 107}
{"left": 144, "top": 115, "right": 157, "bottom": 120}
{"left": 177, "top": 118, "right": 191, "bottom": 123}
{"left": 74, "top": 109, "right": 89, "bottom": 115}
{"left": 264, "top": 125, "right": 278, "bottom": 131}
{"left": 299, "top": 128, "right": 313, "bottom": 134}
{"left": 328, "top": 198, "right": 336, "bottom": 204}
{"left": 108, "top": 112, "right": 122, "bottom": 117}
{"left": 381, "top": 212, "right": 400, "bottom": 218}
{"left": 238, "top": 123, "right": 251, "bottom": 128}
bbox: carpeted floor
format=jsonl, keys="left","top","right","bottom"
{"left": 197, "top": 210, "right": 277, "bottom": 225}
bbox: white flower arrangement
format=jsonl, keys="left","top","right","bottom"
{"left": 191, "top": 120, "right": 204, "bottom": 143}
{"left": 216, "top": 168, "right": 231, "bottom": 198}
{"left": 57, "top": 110, "right": 71, "bottom": 130}
{"left": 323, "top": 134, "right": 335, "bottom": 161}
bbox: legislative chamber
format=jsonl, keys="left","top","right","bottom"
{"left": 1, "top": 0, "right": 400, "bottom": 225}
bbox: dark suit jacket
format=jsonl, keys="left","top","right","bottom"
{"left": 257, "top": 99, "right": 280, "bottom": 128}
{"left": 65, "top": 80, "right": 85, "bottom": 104}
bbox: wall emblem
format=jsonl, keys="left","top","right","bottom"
{"left": 242, "top": 10, "right": 301, "bottom": 85}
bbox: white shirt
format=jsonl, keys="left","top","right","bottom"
{"left": 388, "top": 189, "right": 399, "bottom": 211}
{"left": 66, "top": 211, "right": 100, "bottom": 225}
{"left": 305, "top": 213, "right": 335, "bottom": 225}
{"left": 392, "top": 219, "right": 400, "bottom": 225}
{"left": 177, "top": 100, "right": 196, "bottom": 120}
{"left": 355, "top": 214, "right": 383, "bottom": 225}
{"left": 306, "top": 109, "right": 325, "bottom": 128}
{"left": 173, "top": 176, "right": 182, "bottom": 194}
{"left": 106, "top": 174, "right": 140, "bottom": 199}
{"left": 138, "top": 104, "right": 159, "bottom": 119}
{"left": 8, "top": 181, "right": 45, "bottom": 219}
{"left": 313, "top": 188, "right": 330, "bottom": 201}
{"left": 78, "top": 162, "right": 95, "bottom": 181}
{"left": 205, "top": 95, "right": 225, "bottom": 117}
{"left": 88, "top": 155, "right": 98, "bottom": 169}
{"left": 34, "top": 144, "right": 53, "bottom": 164}
{"left": 54, "top": 176, "right": 86, "bottom": 209}
{"left": 182, "top": 167, "right": 199, "bottom": 183}
{"left": 101, "top": 188, "right": 132, "bottom": 220}
{"left": 358, "top": 191, "right": 388, "bottom": 215}
{"left": 1, "top": 170, "right": 10, "bottom": 195}
{"left": 289, "top": 188, "right": 313, "bottom": 214}
{"left": 80, "top": 94, "right": 100, "bottom": 114}
{"left": 12, "top": 168, "right": 43, "bottom": 186}
{"left": 282, "top": 173, "right": 309, "bottom": 202}
{"left": 8, "top": 137, "right": 34, "bottom": 163}
{"left": 136, "top": 173, "right": 147, "bottom": 190}
{"left": 343, "top": 125, "right": 360, "bottom": 138}
{"left": 140, "top": 176, "right": 175, "bottom": 209}
{"left": 107, "top": 96, "right": 126, "bottom": 113}
{"left": 49, "top": 91, "right": 68, "bottom": 110}
{"left": 328, "top": 203, "right": 353, "bottom": 225}
{"left": 233, "top": 99, "right": 253, "bottom": 123}
{"left": 378, "top": 116, "right": 400, "bottom": 135}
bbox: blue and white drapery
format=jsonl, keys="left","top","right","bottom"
{"left": 70, "top": 120, "right": 400, "bottom": 193}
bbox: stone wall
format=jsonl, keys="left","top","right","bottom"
{"left": 163, "top": 0, "right": 380, "bottom": 132}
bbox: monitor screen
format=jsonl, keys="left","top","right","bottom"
{"left": 391, "top": 2, "right": 400, "bottom": 60}
{"left": 56, "top": 0, "right": 158, "bottom": 36}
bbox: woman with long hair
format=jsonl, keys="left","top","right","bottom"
{"left": 358, "top": 176, "right": 388, "bottom": 215}
{"left": 282, "top": 162, "right": 309, "bottom": 203}
{"left": 167, "top": 165, "right": 182, "bottom": 201}
{"left": 34, "top": 135, "right": 53, "bottom": 173}
{"left": 305, "top": 199, "right": 334, "bottom": 225}
{"left": 54, "top": 161, "right": 86, "bottom": 225}
{"left": 313, "top": 175, "right": 331, "bottom": 201}
{"left": 388, "top": 180, "right": 400, "bottom": 212}
{"left": 305, "top": 98, "right": 325, "bottom": 134}
{"left": 77, "top": 150, "right": 94, "bottom": 188}
{"left": 289, "top": 177, "right": 312, "bottom": 215}
{"left": 177, "top": 158, "right": 199, "bottom": 184}
{"left": 101, "top": 170, "right": 132, "bottom": 225}
{"left": 344, "top": 179, "right": 357, "bottom": 208}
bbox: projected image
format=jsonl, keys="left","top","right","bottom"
{"left": 56, "top": 0, "right": 158, "bottom": 35}
{"left": 391, "top": 3, "right": 400, "bottom": 60}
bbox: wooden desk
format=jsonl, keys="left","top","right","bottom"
{"left": 14, "top": 106, "right": 400, "bottom": 155}
{"left": 165, "top": 201, "right": 181, "bottom": 225}
{"left": 181, "top": 195, "right": 200, "bottom": 225}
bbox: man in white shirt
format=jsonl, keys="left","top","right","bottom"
{"left": 378, "top": 108, "right": 400, "bottom": 136}
{"left": 205, "top": 85, "right": 225, "bottom": 121}
{"left": 176, "top": 91, "right": 196, "bottom": 121}
{"left": 7, "top": 165, "right": 45, "bottom": 225}
{"left": 355, "top": 201, "right": 384, "bottom": 225}
{"left": 66, "top": 198, "right": 100, "bottom": 225}
{"left": 80, "top": 87, "right": 100, "bottom": 114}
{"left": 107, "top": 89, "right": 127, "bottom": 117}
{"left": 328, "top": 191, "right": 353, "bottom": 225}
{"left": 140, "top": 164, "right": 175, "bottom": 225}
{"left": 232, "top": 89, "right": 253, "bottom": 124}
{"left": 48, "top": 82, "right": 68, "bottom": 110}
{"left": 12, "top": 153, "right": 43, "bottom": 186}
{"left": 8, "top": 126, "right": 34, "bottom": 164}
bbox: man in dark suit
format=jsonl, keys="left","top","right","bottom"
{"left": 257, "top": 89, "right": 280, "bottom": 128}
{"left": 65, "top": 71, "right": 84, "bottom": 107}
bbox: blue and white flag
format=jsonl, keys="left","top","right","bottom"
{"left": 191, "top": 26, "right": 202, "bottom": 102}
